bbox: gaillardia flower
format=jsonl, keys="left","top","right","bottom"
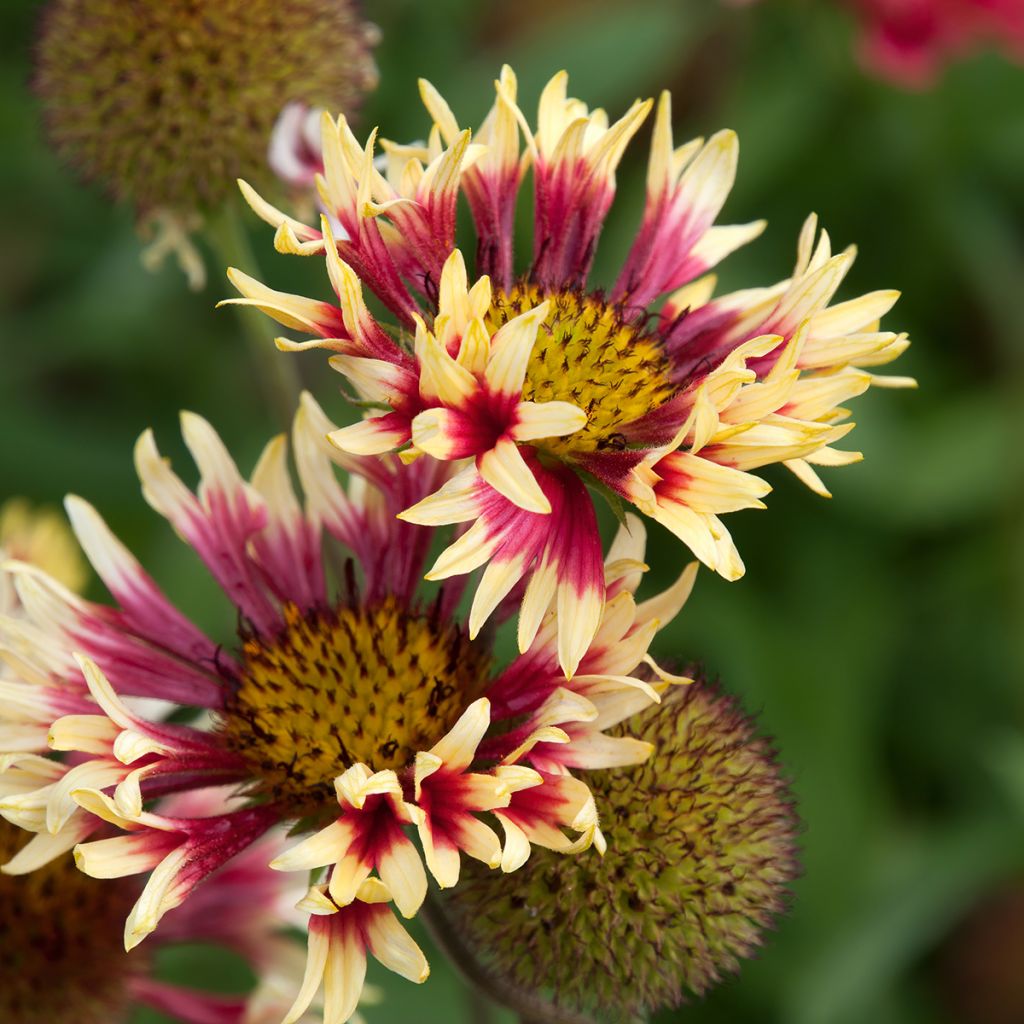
{"left": 0, "top": 498, "right": 86, "bottom": 614}
{"left": 446, "top": 677, "right": 800, "bottom": 1019}
{"left": 0, "top": 802, "right": 306, "bottom": 1024}
{"left": 33, "top": 0, "right": 378, "bottom": 285}
{"left": 0, "top": 396, "right": 694, "bottom": 1020}
{"left": 229, "top": 67, "right": 913, "bottom": 676}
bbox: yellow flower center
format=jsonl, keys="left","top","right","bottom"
{"left": 222, "top": 597, "right": 488, "bottom": 817}
{"left": 488, "top": 285, "right": 677, "bottom": 457}
{"left": 0, "top": 820, "right": 144, "bottom": 1023}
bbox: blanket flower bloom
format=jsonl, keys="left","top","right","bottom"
{"left": 0, "top": 396, "right": 693, "bottom": 1020}
{"left": 0, "top": 498, "right": 86, "bottom": 615}
{"left": 229, "top": 67, "right": 913, "bottom": 676}
{"left": 447, "top": 675, "right": 801, "bottom": 1018}
{"left": 0, "top": 807, "right": 306, "bottom": 1024}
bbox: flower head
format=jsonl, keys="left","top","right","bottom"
{"left": 33, "top": 0, "right": 378, "bottom": 287}
{"left": 0, "top": 815, "right": 142, "bottom": 1023}
{"left": 231, "top": 67, "right": 913, "bottom": 676}
{"left": 446, "top": 675, "right": 801, "bottom": 1017}
{"left": 1, "top": 498, "right": 86, "bottom": 614}
{"left": 0, "top": 398, "right": 691, "bottom": 1020}
{"left": 0, "top": 798, "right": 301, "bottom": 1024}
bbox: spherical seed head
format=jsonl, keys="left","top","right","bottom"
{"left": 33, "top": 0, "right": 379, "bottom": 215}
{"left": 221, "top": 597, "right": 491, "bottom": 819}
{"left": 0, "top": 820, "right": 144, "bottom": 1023}
{"left": 447, "top": 676, "right": 801, "bottom": 1018}
{"left": 487, "top": 285, "right": 676, "bottom": 458}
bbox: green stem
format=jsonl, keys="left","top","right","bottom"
{"left": 205, "top": 202, "right": 304, "bottom": 429}
{"left": 467, "top": 986, "right": 498, "bottom": 1024}
{"left": 419, "top": 892, "right": 598, "bottom": 1024}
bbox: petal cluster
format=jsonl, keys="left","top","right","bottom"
{"left": 0, "top": 401, "right": 686, "bottom": 1022}
{"left": 849, "top": 0, "right": 1024, "bottom": 86}
{"left": 1, "top": 62, "right": 912, "bottom": 1024}
{"left": 234, "top": 66, "right": 912, "bottom": 675}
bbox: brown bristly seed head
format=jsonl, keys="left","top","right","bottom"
{"left": 33, "top": 0, "right": 379, "bottom": 215}
{"left": 447, "top": 674, "right": 801, "bottom": 1020}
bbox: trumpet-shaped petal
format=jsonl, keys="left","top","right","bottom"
{"left": 412, "top": 700, "right": 519, "bottom": 888}
{"left": 402, "top": 456, "right": 604, "bottom": 678}
{"left": 272, "top": 764, "right": 427, "bottom": 919}
{"left": 285, "top": 880, "right": 428, "bottom": 1024}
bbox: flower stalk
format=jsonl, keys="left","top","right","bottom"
{"left": 206, "top": 203, "right": 304, "bottom": 428}
{"left": 419, "top": 892, "right": 598, "bottom": 1024}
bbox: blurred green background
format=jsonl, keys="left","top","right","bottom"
{"left": 2, "top": 1, "right": 1023, "bottom": 1022}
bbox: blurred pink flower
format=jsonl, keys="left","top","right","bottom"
{"left": 853, "top": 0, "right": 1024, "bottom": 85}
{"left": 726, "top": 0, "right": 1024, "bottom": 85}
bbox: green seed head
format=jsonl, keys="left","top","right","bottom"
{"left": 33, "top": 0, "right": 379, "bottom": 215}
{"left": 448, "top": 675, "right": 801, "bottom": 1019}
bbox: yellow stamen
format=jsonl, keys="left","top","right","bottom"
{"left": 487, "top": 286, "right": 676, "bottom": 457}
{"left": 221, "top": 597, "right": 489, "bottom": 817}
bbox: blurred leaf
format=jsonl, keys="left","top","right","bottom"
{"left": 787, "top": 817, "right": 1024, "bottom": 1024}
{"left": 846, "top": 389, "right": 1017, "bottom": 529}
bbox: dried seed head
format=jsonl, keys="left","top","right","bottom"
{"left": 448, "top": 675, "right": 801, "bottom": 1019}
{"left": 33, "top": 0, "right": 379, "bottom": 215}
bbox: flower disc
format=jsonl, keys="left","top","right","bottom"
{"left": 0, "top": 820, "right": 144, "bottom": 1023}
{"left": 487, "top": 285, "right": 676, "bottom": 457}
{"left": 222, "top": 597, "right": 490, "bottom": 817}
